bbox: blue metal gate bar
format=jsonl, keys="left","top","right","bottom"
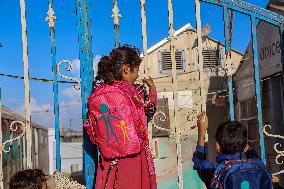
{"left": 75, "top": 0, "right": 97, "bottom": 188}
{"left": 223, "top": 6, "right": 235, "bottom": 121}
{"left": 47, "top": 0, "right": 61, "bottom": 171}
{"left": 228, "top": 77, "right": 234, "bottom": 120}
{"left": 201, "top": 0, "right": 284, "bottom": 27}
{"left": 251, "top": 16, "right": 266, "bottom": 164}
{"left": 223, "top": 6, "right": 231, "bottom": 53}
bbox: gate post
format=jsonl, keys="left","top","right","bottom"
{"left": 75, "top": 0, "right": 97, "bottom": 188}
{"left": 251, "top": 16, "right": 267, "bottom": 164}
{"left": 223, "top": 6, "right": 235, "bottom": 121}
{"left": 19, "top": 0, "right": 32, "bottom": 168}
{"left": 46, "top": 0, "right": 61, "bottom": 171}
{"left": 168, "top": 0, "right": 184, "bottom": 188}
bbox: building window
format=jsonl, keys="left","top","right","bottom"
{"left": 158, "top": 49, "right": 186, "bottom": 73}
{"left": 202, "top": 47, "right": 224, "bottom": 68}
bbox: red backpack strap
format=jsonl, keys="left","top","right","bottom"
{"left": 83, "top": 110, "right": 97, "bottom": 144}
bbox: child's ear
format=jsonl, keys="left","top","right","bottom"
{"left": 216, "top": 142, "right": 221, "bottom": 154}
{"left": 123, "top": 64, "right": 130, "bottom": 74}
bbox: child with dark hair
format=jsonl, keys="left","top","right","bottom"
{"left": 84, "top": 44, "right": 157, "bottom": 189}
{"left": 9, "top": 169, "right": 48, "bottom": 189}
{"left": 193, "top": 113, "right": 273, "bottom": 189}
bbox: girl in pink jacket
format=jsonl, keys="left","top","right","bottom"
{"left": 84, "top": 45, "right": 157, "bottom": 189}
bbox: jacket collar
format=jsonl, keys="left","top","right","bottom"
{"left": 216, "top": 153, "right": 247, "bottom": 164}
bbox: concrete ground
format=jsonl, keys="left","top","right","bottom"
{"left": 154, "top": 137, "right": 205, "bottom": 189}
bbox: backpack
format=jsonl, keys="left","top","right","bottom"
{"left": 210, "top": 158, "right": 273, "bottom": 189}
{"left": 84, "top": 81, "right": 148, "bottom": 159}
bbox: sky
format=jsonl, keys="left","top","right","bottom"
{"left": 0, "top": 0, "right": 269, "bottom": 130}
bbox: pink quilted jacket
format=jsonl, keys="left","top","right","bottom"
{"left": 84, "top": 80, "right": 157, "bottom": 175}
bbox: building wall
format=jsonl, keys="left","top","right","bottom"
{"left": 48, "top": 128, "right": 83, "bottom": 176}
{"left": 36, "top": 128, "right": 49, "bottom": 173}
{"left": 59, "top": 142, "right": 83, "bottom": 174}
{"left": 30, "top": 126, "right": 49, "bottom": 174}
{"left": 2, "top": 116, "right": 49, "bottom": 188}
{"left": 140, "top": 29, "right": 242, "bottom": 161}
{"left": 48, "top": 128, "right": 55, "bottom": 175}
{"left": 2, "top": 119, "right": 23, "bottom": 189}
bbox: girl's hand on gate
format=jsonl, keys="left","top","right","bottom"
{"left": 142, "top": 76, "right": 156, "bottom": 90}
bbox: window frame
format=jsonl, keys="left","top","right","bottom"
{"left": 196, "top": 46, "right": 225, "bottom": 69}
{"left": 158, "top": 48, "right": 186, "bottom": 74}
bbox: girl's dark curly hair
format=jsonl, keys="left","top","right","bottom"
{"left": 95, "top": 44, "right": 141, "bottom": 86}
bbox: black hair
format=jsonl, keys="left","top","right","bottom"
{"left": 95, "top": 44, "right": 141, "bottom": 86}
{"left": 215, "top": 121, "right": 247, "bottom": 154}
{"left": 9, "top": 169, "right": 47, "bottom": 189}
